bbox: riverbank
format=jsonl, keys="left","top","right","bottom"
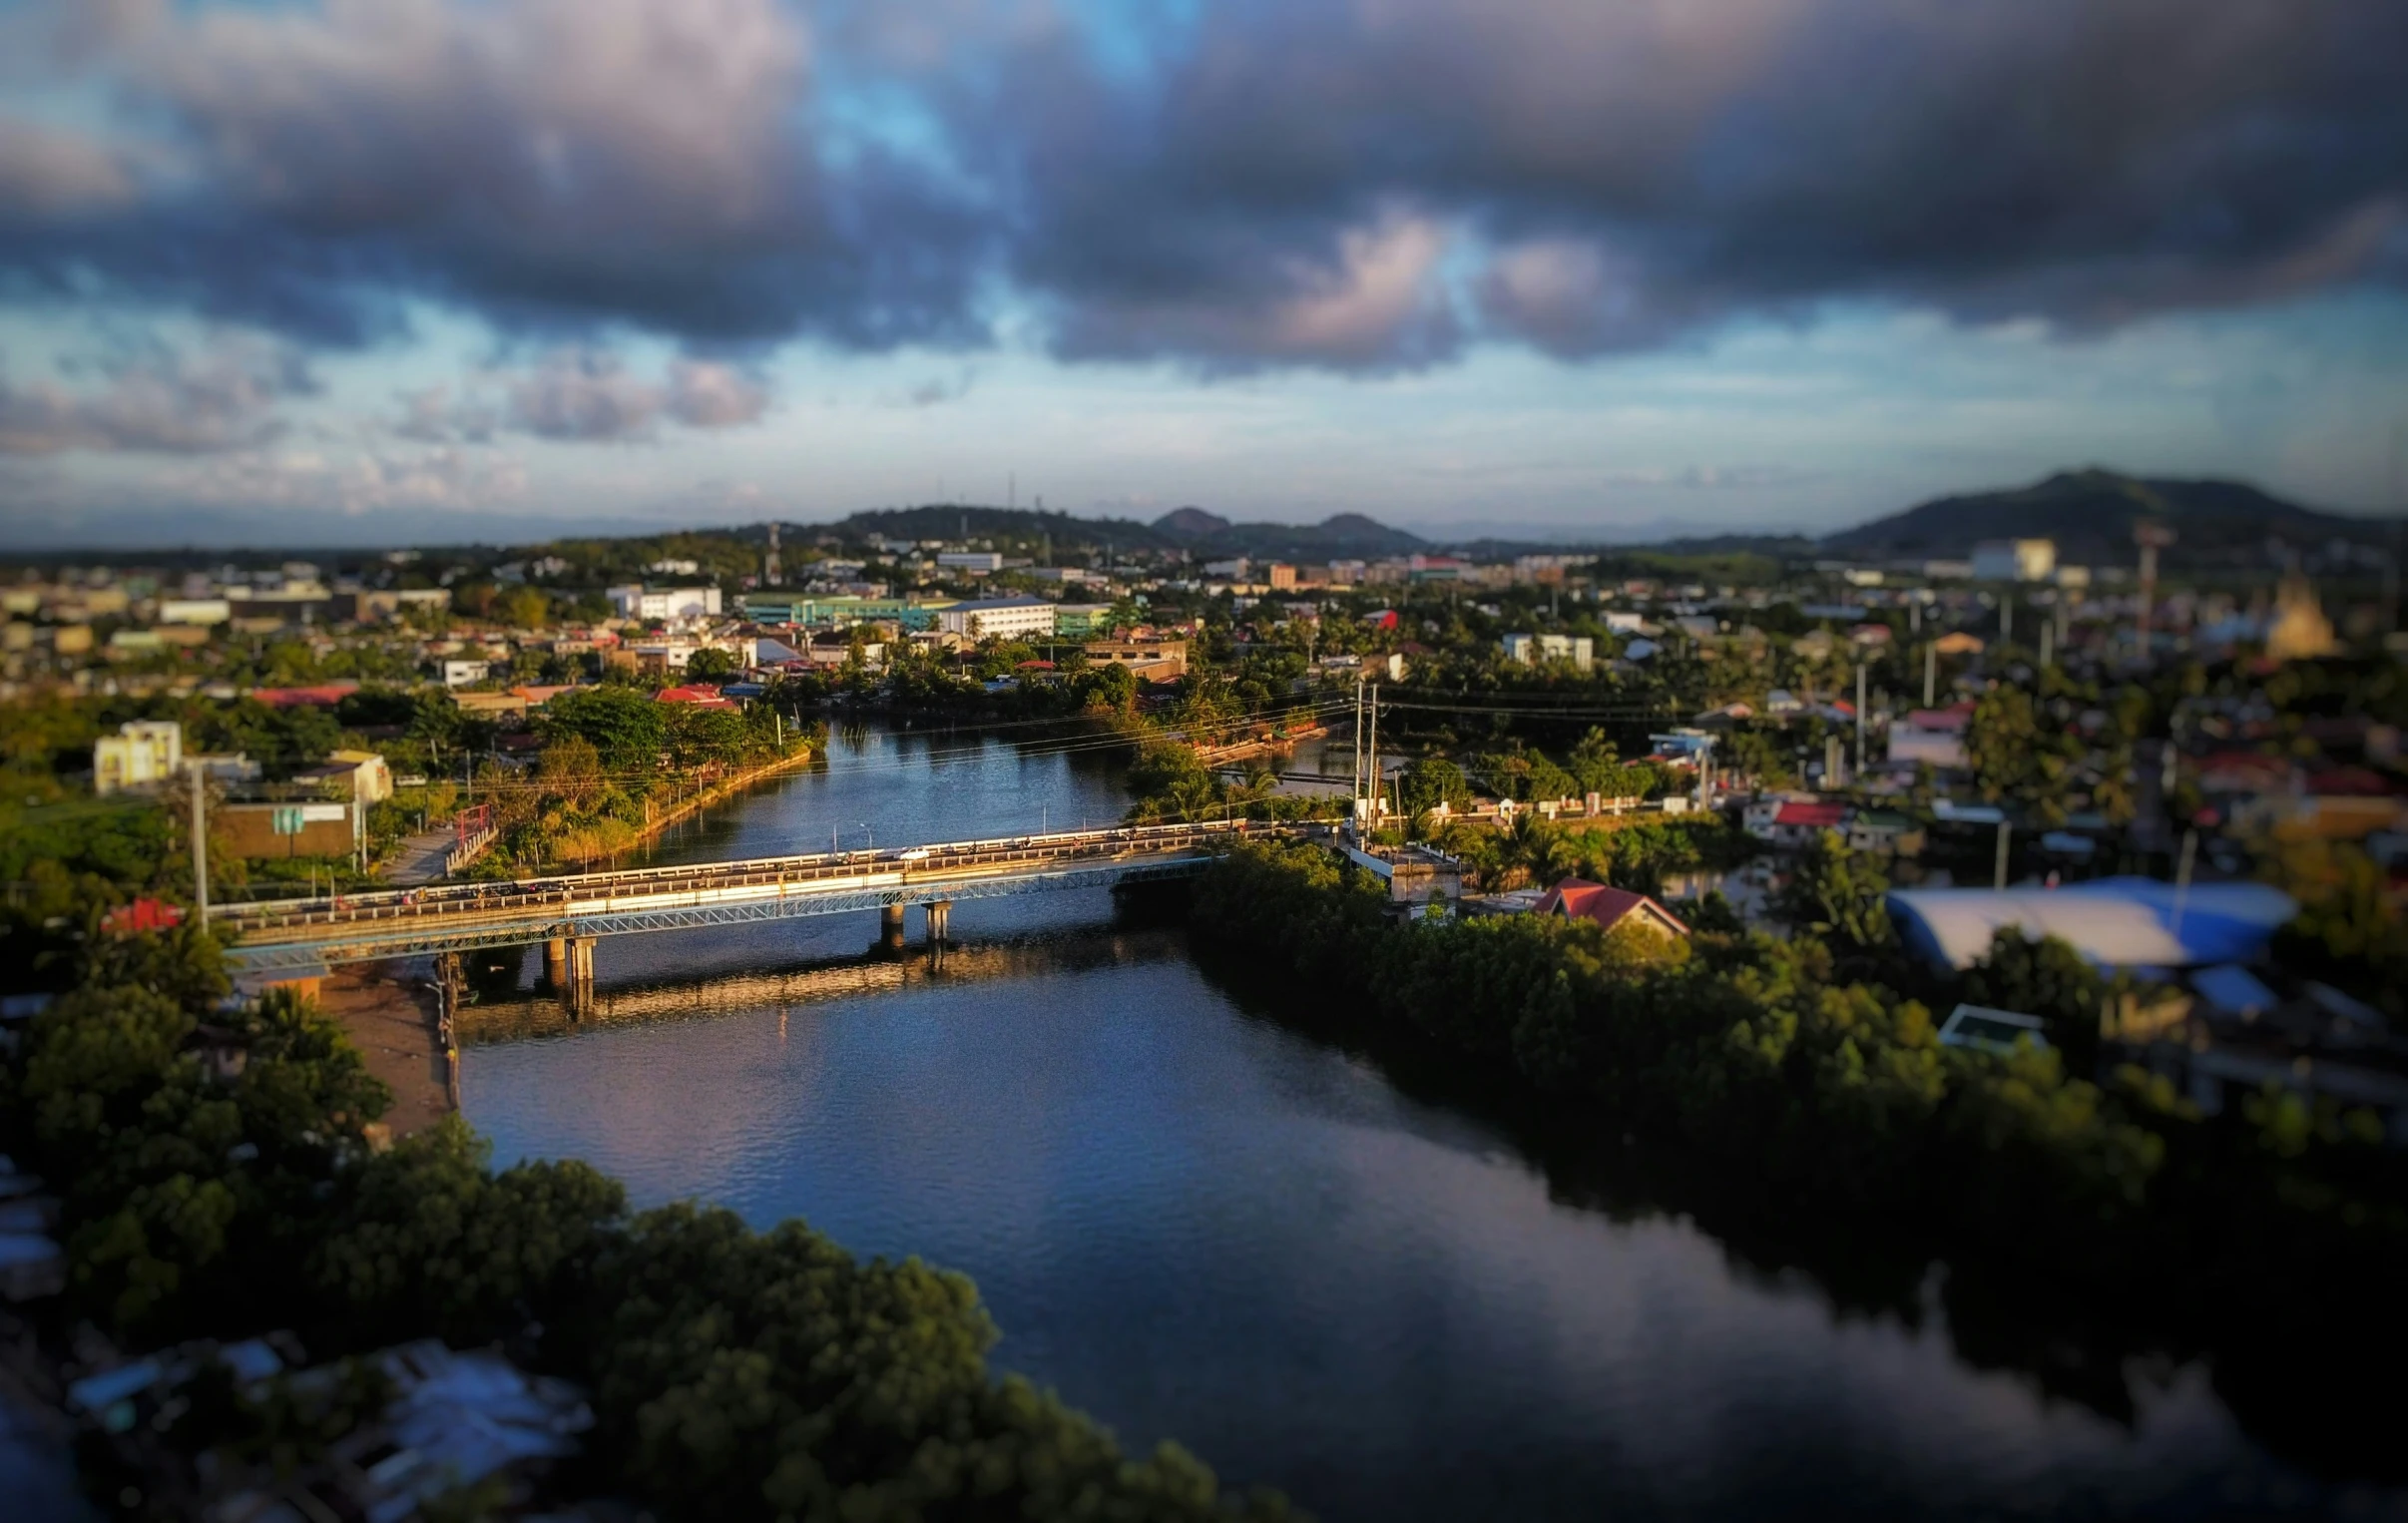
{"left": 630, "top": 743, "right": 820, "bottom": 849}
{"left": 316, "top": 961, "right": 452, "bottom": 1137}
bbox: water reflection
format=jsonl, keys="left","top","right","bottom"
{"left": 461, "top": 921, "right": 2383, "bottom": 1522}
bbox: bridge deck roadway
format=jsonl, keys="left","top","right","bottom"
{"left": 215, "top": 820, "right": 1305, "bottom": 972}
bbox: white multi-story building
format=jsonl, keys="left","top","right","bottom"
{"left": 936, "top": 552, "right": 1005, "bottom": 574}
{"left": 1971, "top": 539, "right": 2056, "bottom": 583}
{"left": 936, "top": 598, "right": 1058, "bottom": 641}
{"left": 94, "top": 721, "right": 182, "bottom": 795}
{"left": 607, "top": 584, "right": 722, "bottom": 622}
{"left": 1501, "top": 633, "right": 1595, "bottom": 672}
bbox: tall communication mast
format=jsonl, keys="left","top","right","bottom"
{"left": 2135, "top": 521, "right": 2175, "bottom": 651}
{"left": 764, "top": 522, "right": 782, "bottom": 586}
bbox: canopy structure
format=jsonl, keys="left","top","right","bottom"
{"left": 1887, "top": 877, "right": 2297, "bottom": 972}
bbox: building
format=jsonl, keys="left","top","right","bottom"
{"left": 1888, "top": 706, "right": 1972, "bottom": 768}
{"left": 1887, "top": 879, "right": 2298, "bottom": 972}
{"left": 938, "top": 597, "right": 1057, "bottom": 641}
{"left": 607, "top": 584, "right": 722, "bottom": 622}
{"left": 1055, "top": 604, "right": 1115, "bottom": 639}
{"left": 1971, "top": 538, "right": 2057, "bottom": 583}
{"left": 157, "top": 598, "right": 232, "bottom": 626}
{"left": 1266, "top": 563, "right": 1299, "bottom": 591}
{"left": 656, "top": 685, "right": 739, "bottom": 709}
{"left": 438, "top": 659, "right": 490, "bottom": 688}
{"left": 1533, "top": 880, "right": 1691, "bottom": 941}
{"left": 1084, "top": 638, "right": 1190, "bottom": 678}
{"left": 2265, "top": 573, "right": 2338, "bottom": 663}
{"left": 1202, "top": 558, "right": 1249, "bottom": 580}
{"left": 1756, "top": 798, "right": 1847, "bottom": 848}
{"left": 294, "top": 750, "right": 394, "bottom": 804}
{"left": 1502, "top": 633, "right": 1595, "bottom": 672}
{"left": 219, "top": 799, "right": 361, "bottom": 858}
{"left": 93, "top": 721, "right": 182, "bottom": 795}
{"left": 1846, "top": 809, "right": 1926, "bottom": 857}
{"left": 936, "top": 551, "right": 1005, "bottom": 574}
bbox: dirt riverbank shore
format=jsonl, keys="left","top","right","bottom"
{"left": 317, "top": 962, "right": 453, "bottom": 1137}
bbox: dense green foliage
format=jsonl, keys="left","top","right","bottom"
{"left": 1, "top": 922, "right": 1296, "bottom": 1520}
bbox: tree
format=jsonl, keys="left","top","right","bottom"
{"left": 1399, "top": 757, "right": 1473, "bottom": 815}
{"left": 537, "top": 736, "right": 606, "bottom": 809}
{"left": 685, "top": 647, "right": 738, "bottom": 682}
{"left": 544, "top": 686, "right": 668, "bottom": 772}
{"left": 1774, "top": 829, "right": 1900, "bottom": 977}
{"left": 500, "top": 586, "right": 552, "bottom": 630}
{"left": 1963, "top": 929, "right": 2107, "bottom": 1069}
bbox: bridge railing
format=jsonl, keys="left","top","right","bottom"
{"left": 214, "top": 818, "right": 1317, "bottom": 940}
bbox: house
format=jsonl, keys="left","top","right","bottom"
{"left": 248, "top": 681, "right": 358, "bottom": 709}
{"left": 1888, "top": 706, "right": 1973, "bottom": 768}
{"left": 1937, "top": 1004, "right": 2050, "bottom": 1056}
{"left": 1085, "top": 638, "right": 1190, "bottom": 678}
{"left": 1846, "top": 809, "right": 1925, "bottom": 857}
{"left": 1533, "top": 880, "right": 1691, "bottom": 941}
{"left": 1502, "top": 633, "right": 1595, "bottom": 672}
{"left": 93, "top": 720, "right": 183, "bottom": 795}
{"left": 1933, "top": 632, "right": 1986, "bottom": 657}
{"left": 1760, "top": 798, "right": 1847, "bottom": 848}
{"left": 438, "top": 659, "right": 490, "bottom": 689}
{"left": 294, "top": 750, "right": 393, "bottom": 804}
{"left": 450, "top": 692, "right": 528, "bottom": 720}
{"left": 655, "top": 685, "right": 738, "bottom": 709}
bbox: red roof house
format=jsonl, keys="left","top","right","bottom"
{"left": 655, "top": 685, "right": 737, "bottom": 709}
{"left": 1533, "top": 879, "right": 1690, "bottom": 940}
{"left": 100, "top": 897, "right": 186, "bottom": 936}
{"left": 248, "top": 681, "right": 360, "bottom": 709}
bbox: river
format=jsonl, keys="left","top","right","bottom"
{"left": 457, "top": 722, "right": 2394, "bottom": 1521}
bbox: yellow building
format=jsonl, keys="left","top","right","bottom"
{"left": 2265, "top": 573, "right": 2337, "bottom": 663}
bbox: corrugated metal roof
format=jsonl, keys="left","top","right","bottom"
{"left": 1888, "top": 877, "right": 2296, "bottom": 971}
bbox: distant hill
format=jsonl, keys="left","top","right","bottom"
{"left": 1153, "top": 507, "right": 1231, "bottom": 539}
{"left": 823, "top": 503, "right": 1424, "bottom": 560}
{"left": 1820, "top": 469, "right": 2389, "bottom": 568}
{"left": 1188, "top": 512, "right": 1426, "bottom": 560}
{"left": 832, "top": 505, "right": 1175, "bottom": 551}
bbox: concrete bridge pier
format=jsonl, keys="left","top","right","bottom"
{"left": 924, "top": 899, "right": 952, "bottom": 944}
{"left": 544, "top": 937, "right": 569, "bottom": 990}
{"left": 567, "top": 936, "right": 597, "bottom": 1016}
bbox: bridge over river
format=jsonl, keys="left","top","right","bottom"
{"left": 214, "top": 820, "right": 1307, "bottom": 983}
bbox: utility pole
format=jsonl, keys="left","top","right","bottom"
{"left": 1854, "top": 663, "right": 1867, "bottom": 774}
{"left": 187, "top": 761, "right": 210, "bottom": 928}
{"left": 2039, "top": 616, "right": 2054, "bottom": 669}
{"left": 2172, "top": 829, "right": 2198, "bottom": 937}
{"left": 1994, "top": 820, "right": 2012, "bottom": 890}
{"left": 1367, "top": 683, "right": 1379, "bottom": 827}
{"left": 1924, "top": 641, "right": 1937, "bottom": 708}
{"left": 2136, "top": 522, "right": 2175, "bottom": 655}
{"left": 2001, "top": 595, "right": 2013, "bottom": 644}
{"left": 1352, "top": 679, "right": 1364, "bottom": 831}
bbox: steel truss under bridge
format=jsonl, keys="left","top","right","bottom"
{"left": 222, "top": 854, "right": 1214, "bottom": 973}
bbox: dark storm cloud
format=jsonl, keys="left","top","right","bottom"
{"left": 949, "top": 0, "right": 2408, "bottom": 363}
{"left": 0, "top": 0, "right": 991, "bottom": 350}
{"left": 2, "top": 0, "right": 2403, "bottom": 374}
